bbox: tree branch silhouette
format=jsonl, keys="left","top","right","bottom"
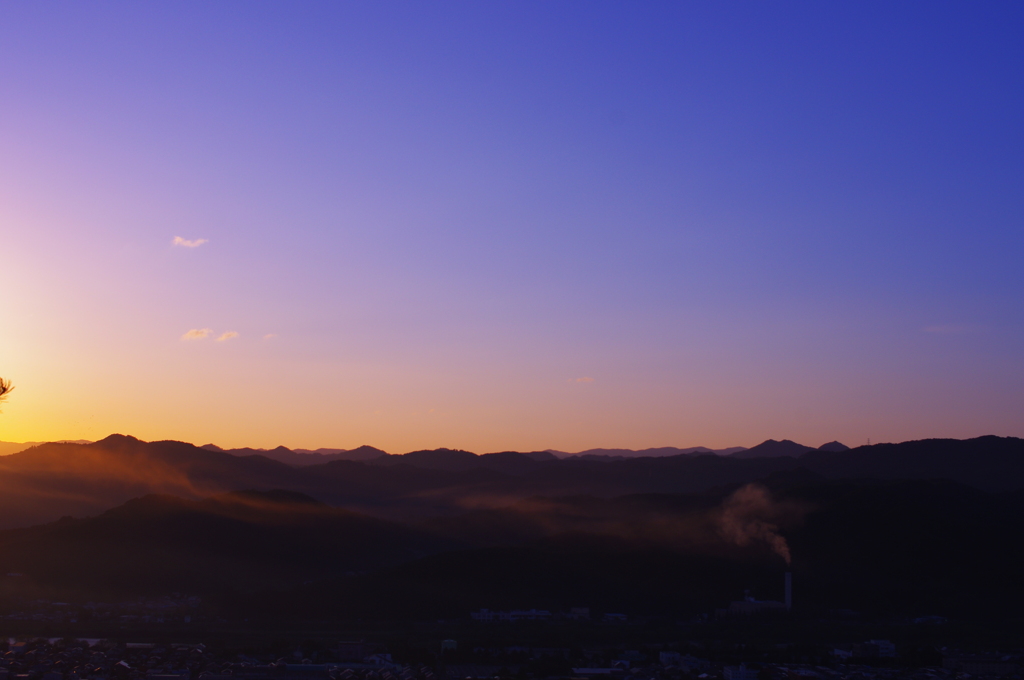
{"left": 0, "top": 377, "right": 13, "bottom": 411}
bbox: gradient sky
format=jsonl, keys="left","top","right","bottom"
{"left": 2, "top": 2, "right": 1023, "bottom": 452}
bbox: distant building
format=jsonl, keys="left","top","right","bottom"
{"left": 678, "top": 656, "right": 710, "bottom": 672}
{"left": 570, "top": 669, "right": 623, "bottom": 677}
{"left": 509, "top": 608, "right": 551, "bottom": 621}
{"left": 444, "top": 665, "right": 503, "bottom": 679}
{"left": 147, "top": 672, "right": 190, "bottom": 680}
{"left": 334, "top": 642, "right": 373, "bottom": 662}
{"left": 866, "top": 640, "right": 896, "bottom": 658}
{"left": 723, "top": 664, "right": 759, "bottom": 680}
{"left": 830, "top": 640, "right": 897, "bottom": 660}
{"left": 659, "top": 652, "right": 681, "bottom": 667}
{"left": 718, "top": 574, "right": 793, "bottom": 619}
{"left": 469, "top": 608, "right": 551, "bottom": 622}
{"left": 470, "top": 609, "right": 499, "bottom": 622}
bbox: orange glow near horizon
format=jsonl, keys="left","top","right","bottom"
{"left": 2, "top": 4, "right": 1023, "bottom": 453}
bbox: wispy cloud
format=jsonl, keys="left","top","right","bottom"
{"left": 181, "top": 328, "right": 213, "bottom": 341}
{"left": 217, "top": 331, "right": 239, "bottom": 342}
{"left": 173, "top": 236, "right": 208, "bottom": 248}
{"left": 571, "top": 377, "right": 595, "bottom": 383}
{"left": 263, "top": 334, "right": 278, "bottom": 340}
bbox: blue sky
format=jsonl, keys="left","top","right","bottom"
{"left": 1, "top": 2, "right": 1022, "bottom": 451}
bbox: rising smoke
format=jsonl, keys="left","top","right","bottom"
{"left": 717, "top": 483, "right": 794, "bottom": 564}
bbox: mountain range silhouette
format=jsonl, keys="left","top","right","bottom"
{"left": 0, "top": 434, "right": 1021, "bottom": 529}
{"left": 1, "top": 433, "right": 1023, "bottom": 622}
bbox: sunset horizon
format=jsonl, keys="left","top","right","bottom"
{"left": 0, "top": 430, "right": 1017, "bottom": 458}
{"left": 2, "top": 3, "right": 1024, "bottom": 669}
{"left": 4, "top": 3, "right": 1022, "bottom": 455}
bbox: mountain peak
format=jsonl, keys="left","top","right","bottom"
{"left": 732, "top": 438, "right": 815, "bottom": 459}
{"left": 348, "top": 445, "right": 387, "bottom": 456}
{"left": 95, "top": 434, "right": 141, "bottom": 446}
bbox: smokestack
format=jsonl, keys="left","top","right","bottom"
{"left": 784, "top": 571, "right": 792, "bottom": 611}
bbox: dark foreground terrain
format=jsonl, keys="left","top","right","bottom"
{"left": 0, "top": 434, "right": 1023, "bottom": 673}
{"left": 4, "top": 617, "right": 1023, "bottom": 680}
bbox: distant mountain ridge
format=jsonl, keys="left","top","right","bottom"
{"left": 0, "top": 440, "right": 92, "bottom": 456}
{"left": 0, "top": 433, "right": 1021, "bottom": 530}
{"left": 201, "top": 439, "right": 854, "bottom": 465}
{"left": 204, "top": 443, "right": 387, "bottom": 466}
{"left": 549, "top": 446, "right": 748, "bottom": 459}
{"left": 7, "top": 439, "right": 849, "bottom": 463}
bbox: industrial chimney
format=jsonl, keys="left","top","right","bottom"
{"left": 784, "top": 571, "right": 792, "bottom": 611}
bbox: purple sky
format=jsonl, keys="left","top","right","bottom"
{"left": 2, "top": 2, "right": 1022, "bottom": 452}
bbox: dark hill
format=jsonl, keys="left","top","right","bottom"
{"left": 322, "top": 444, "right": 388, "bottom": 461}
{"left": 0, "top": 491, "right": 448, "bottom": 600}
{"left": 801, "top": 435, "right": 1024, "bottom": 492}
{"left": 2, "top": 434, "right": 1024, "bottom": 530}
{"left": 1, "top": 472, "right": 1024, "bottom": 622}
{"left": 264, "top": 479, "right": 1024, "bottom": 622}
{"left": 570, "top": 447, "right": 715, "bottom": 458}
{"left": 784, "top": 478, "right": 1024, "bottom": 618}
{"left": 817, "top": 440, "right": 850, "bottom": 452}
{"left": 732, "top": 439, "right": 816, "bottom": 459}
{"left": 0, "top": 435, "right": 307, "bottom": 528}
{"left": 553, "top": 446, "right": 747, "bottom": 458}
{"left": 371, "top": 448, "right": 481, "bottom": 472}
{"left": 209, "top": 443, "right": 387, "bottom": 465}
{"left": 471, "top": 451, "right": 552, "bottom": 475}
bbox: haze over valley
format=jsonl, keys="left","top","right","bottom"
{"left": 0, "top": 433, "right": 1019, "bottom": 626}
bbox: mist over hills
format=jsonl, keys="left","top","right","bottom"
{"left": 2, "top": 469, "right": 1023, "bottom": 622}
{"left": 0, "top": 433, "right": 1022, "bottom": 623}
{"left": 277, "top": 478, "right": 1024, "bottom": 622}
{"left": 0, "top": 434, "right": 1021, "bottom": 531}
{"left": 0, "top": 489, "right": 450, "bottom": 602}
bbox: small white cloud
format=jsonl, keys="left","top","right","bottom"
{"left": 263, "top": 333, "right": 278, "bottom": 340}
{"left": 173, "top": 236, "right": 208, "bottom": 248}
{"left": 575, "top": 377, "right": 595, "bottom": 383}
{"left": 181, "top": 328, "right": 213, "bottom": 341}
{"left": 216, "top": 331, "right": 239, "bottom": 342}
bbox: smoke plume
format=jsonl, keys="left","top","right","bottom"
{"left": 717, "top": 483, "right": 792, "bottom": 564}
